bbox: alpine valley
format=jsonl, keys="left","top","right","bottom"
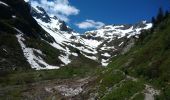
{"left": 0, "top": 0, "right": 170, "bottom": 100}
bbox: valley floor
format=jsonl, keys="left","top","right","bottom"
{"left": 0, "top": 68, "right": 160, "bottom": 100}
{"left": 0, "top": 76, "right": 98, "bottom": 100}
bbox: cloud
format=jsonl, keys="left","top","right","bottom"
{"left": 30, "top": 0, "right": 79, "bottom": 22}
{"left": 76, "top": 20, "right": 105, "bottom": 29}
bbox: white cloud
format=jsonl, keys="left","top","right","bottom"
{"left": 30, "top": 0, "right": 79, "bottom": 22}
{"left": 76, "top": 20, "right": 105, "bottom": 29}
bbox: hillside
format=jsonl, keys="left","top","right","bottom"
{"left": 0, "top": 0, "right": 100, "bottom": 71}
{"left": 0, "top": 0, "right": 170, "bottom": 100}
{"left": 0, "top": 0, "right": 55, "bottom": 71}
{"left": 95, "top": 13, "right": 170, "bottom": 100}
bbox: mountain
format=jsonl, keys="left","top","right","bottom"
{"left": 82, "top": 22, "right": 152, "bottom": 66}
{"left": 2, "top": 0, "right": 169, "bottom": 99}
{"left": 0, "top": 0, "right": 153, "bottom": 71}
{"left": 31, "top": 6, "right": 100, "bottom": 67}
{"left": 0, "top": 0, "right": 56, "bottom": 71}
{"left": 31, "top": 5, "right": 152, "bottom": 67}
{"left": 0, "top": 0, "right": 99, "bottom": 71}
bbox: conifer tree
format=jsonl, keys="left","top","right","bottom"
{"left": 156, "top": 8, "right": 164, "bottom": 23}
{"left": 151, "top": 17, "right": 156, "bottom": 24}
{"left": 165, "top": 10, "right": 169, "bottom": 18}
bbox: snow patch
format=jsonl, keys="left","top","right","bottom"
{"left": 81, "top": 39, "right": 103, "bottom": 48}
{"left": 101, "top": 59, "right": 109, "bottom": 66}
{"left": 2, "top": 48, "right": 7, "bottom": 53}
{"left": 72, "top": 52, "right": 78, "bottom": 56}
{"left": 81, "top": 53, "right": 97, "bottom": 61}
{"left": 15, "top": 28, "right": 59, "bottom": 70}
{"left": 0, "top": 1, "right": 9, "bottom": 6}
{"left": 58, "top": 54, "right": 71, "bottom": 65}
{"left": 12, "top": 15, "right": 16, "bottom": 18}
{"left": 101, "top": 53, "right": 111, "bottom": 57}
{"left": 119, "top": 42, "right": 124, "bottom": 46}
{"left": 100, "top": 46, "right": 116, "bottom": 51}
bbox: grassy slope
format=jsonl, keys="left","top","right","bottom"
{"left": 98, "top": 15, "right": 170, "bottom": 99}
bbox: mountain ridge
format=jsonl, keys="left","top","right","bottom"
{"left": 0, "top": 0, "right": 152, "bottom": 69}
{"left": 31, "top": 5, "right": 152, "bottom": 67}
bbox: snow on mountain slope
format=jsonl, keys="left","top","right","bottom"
{"left": 31, "top": 6, "right": 98, "bottom": 66}
{"left": 31, "top": 5, "right": 152, "bottom": 67}
{"left": 84, "top": 22, "right": 152, "bottom": 48}
{"left": 83, "top": 22, "right": 152, "bottom": 66}
{"left": 15, "top": 28, "right": 59, "bottom": 70}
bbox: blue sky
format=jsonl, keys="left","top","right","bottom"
{"left": 30, "top": 0, "right": 170, "bottom": 33}
{"left": 70, "top": 0, "right": 170, "bottom": 33}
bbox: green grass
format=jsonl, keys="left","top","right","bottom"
{"left": 100, "top": 15, "right": 170, "bottom": 99}
{"left": 156, "top": 85, "right": 170, "bottom": 100}
{"left": 131, "top": 93, "right": 144, "bottom": 100}
{"left": 101, "top": 80, "right": 144, "bottom": 100}
{"left": 98, "top": 69, "right": 126, "bottom": 97}
{"left": 0, "top": 64, "right": 101, "bottom": 86}
{"left": 0, "top": 88, "right": 23, "bottom": 100}
{"left": 0, "top": 61, "right": 101, "bottom": 99}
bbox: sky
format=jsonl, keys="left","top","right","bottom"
{"left": 28, "top": 0, "right": 170, "bottom": 33}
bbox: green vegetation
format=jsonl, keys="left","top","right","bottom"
{"left": 99, "top": 13, "right": 170, "bottom": 99}
{"left": 101, "top": 80, "right": 144, "bottom": 100}
{"left": 97, "top": 67, "right": 145, "bottom": 99}
{"left": 0, "top": 87, "right": 23, "bottom": 100}
{"left": 0, "top": 64, "right": 100, "bottom": 86}
{"left": 0, "top": 34, "right": 30, "bottom": 71}
{"left": 98, "top": 70, "right": 126, "bottom": 97}
{"left": 1, "top": 0, "right": 170, "bottom": 99}
{"left": 132, "top": 93, "right": 145, "bottom": 100}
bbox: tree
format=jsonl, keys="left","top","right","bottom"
{"left": 165, "top": 10, "right": 169, "bottom": 18}
{"left": 151, "top": 17, "right": 156, "bottom": 25}
{"left": 156, "top": 8, "right": 164, "bottom": 23}
{"left": 151, "top": 17, "right": 156, "bottom": 31}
